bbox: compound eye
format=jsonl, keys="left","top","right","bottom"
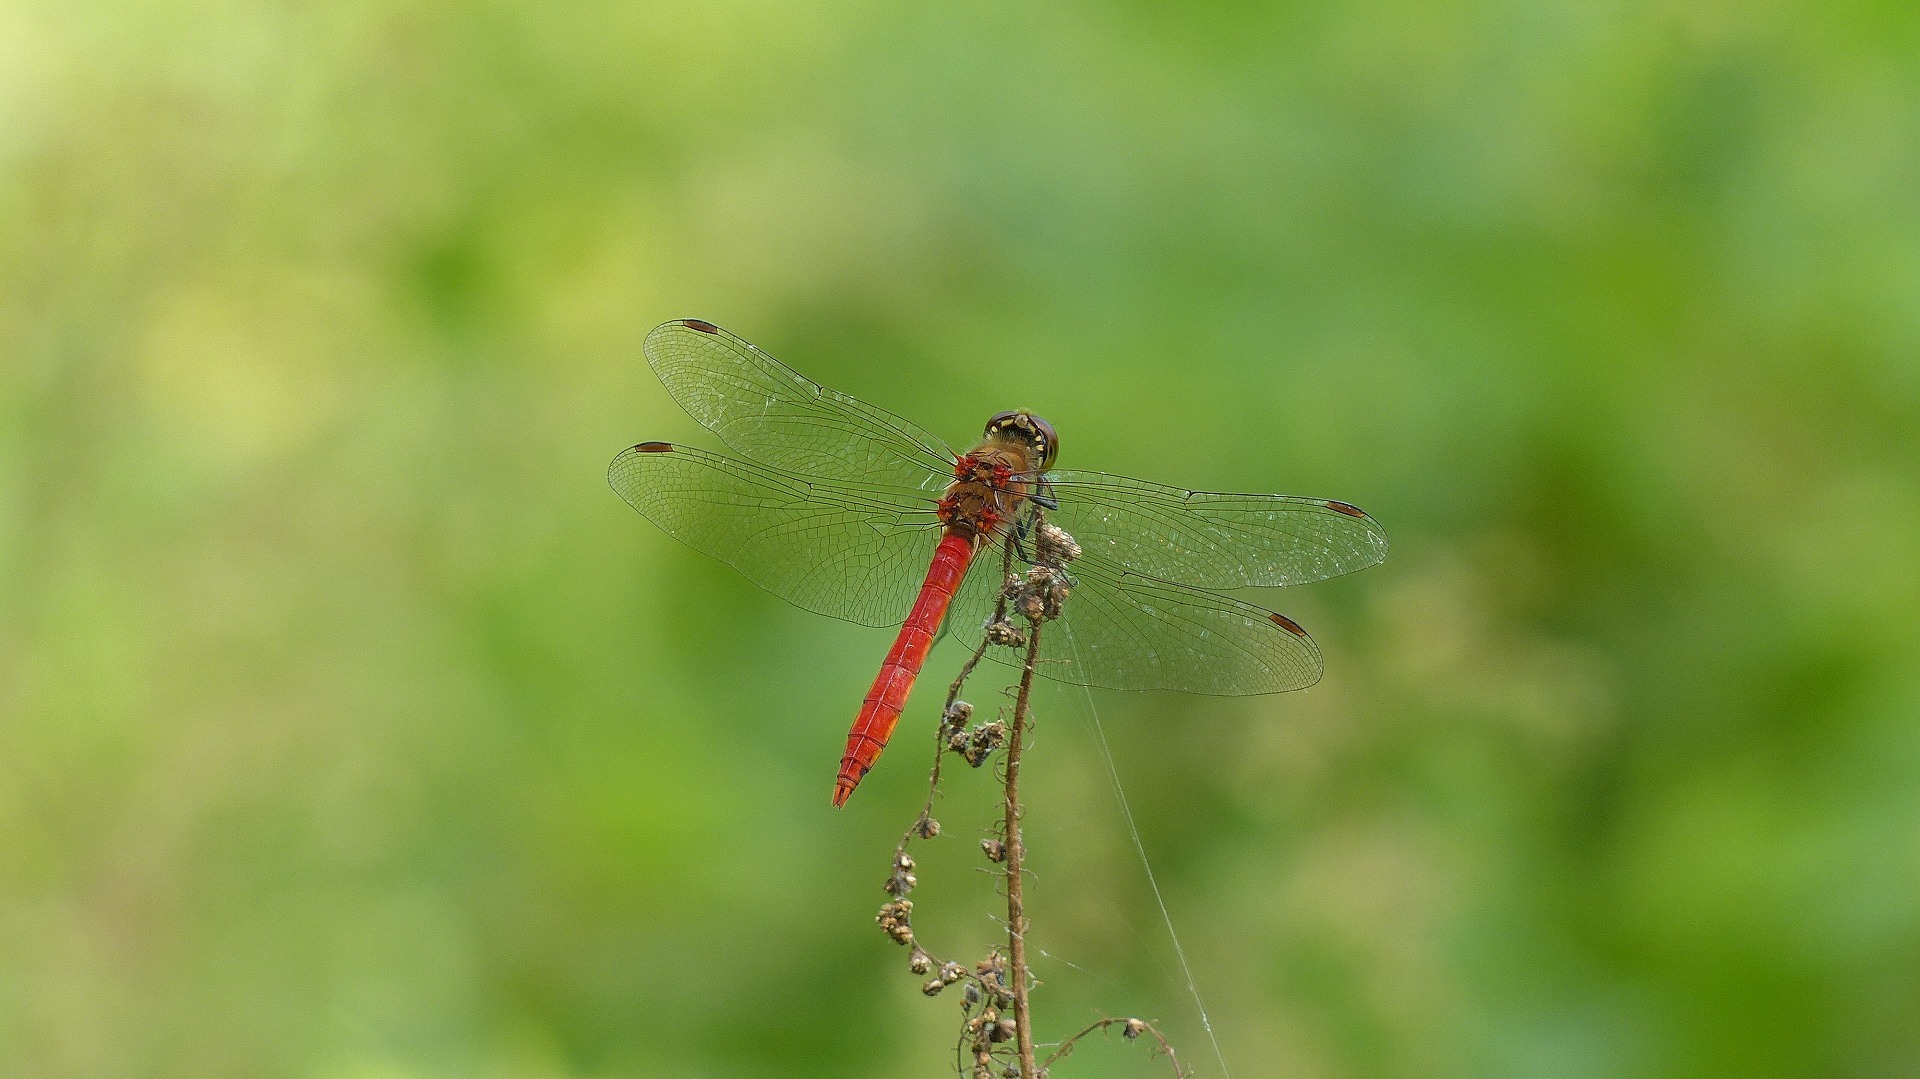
{"left": 1027, "top": 414, "right": 1059, "bottom": 469}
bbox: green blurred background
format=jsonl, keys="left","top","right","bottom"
{"left": 4, "top": 2, "right": 1918, "bottom": 1077}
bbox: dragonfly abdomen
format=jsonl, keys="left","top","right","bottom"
{"left": 833, "top": 531, "right": 977, "bottom": 807}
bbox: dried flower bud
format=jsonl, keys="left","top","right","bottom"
{"left": 981, "top": 838, "right": 1005, "bottom": 862}
{"left": 1123, "top": 1017, "right": 1147, "bottom": 1040}
{"left": 1036, "top": 522, "right": 1081, "bottom": 564}
{"left": 1047, "top": 578, "right": 1070, "bottom": 610}
{"left": 1018, "top": 592, "right": 1045, "bottom": 622}
{"left": 885, "top": 854, "right": 917, "bottom": 896}
{"left": 1005, "top": 565, "right": 1070, "bottom": 621}
{"left": 915, "top": 816, "right": 941, "bottom": 839}
{"left": 965, "top": 721, "right": 1007, "bottom": 766}
{"left": 975, "top": 952, "right": 1011, "bottom": 1003}
{"left": 991, "top": 1018, "right": 1016, "bottom": 1043}
{"left": 908, "top": 947, "right": 932, "bottom": 974}
{"left": 963, "top": 981, "right": 982, "bottom": 1006}
{"left": 877, "top": 899, "right": 915, "bottom": 945}
{"left": 944, "top": 700, "right": 974, "bottom": 729}
{"left": 939, "top": 961, "right": 966, "bottom": 984}
{"left": 923, "top": 978, "right": 946, "bottom": 996}
{"left": 962, "top": 720, "right": 1005, "bottom": 767}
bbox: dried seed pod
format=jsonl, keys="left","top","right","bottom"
{"left": 965, "top": 721, "right": 1007, "bottom": 766}
{"left": 884, "top": 854, "right": 917, "bottom": 895}
{"left": 1123, "top": 1017, "right": 1147, "bottom": 1040}
{"left": 991, "top": 1018, "right": 1016, "bottom": 1043}
{"left": 975, "top": 952, "right": 1011, "bottom": 1002}
{"left": 981, "top": 838, "right": 1006, "bottom": 862}
{"left": 876, "top": 899, "right": 914, "bottom": 944}
{"left": 944, "top": 700, "right": 974, "bottom": 729}
{"left": 908, "top": 947, "right": 932, "bottom": 974}
{"left": 1036, "top": 522, "right": 1081, "bottom": 564}
{"left": 922, "top": 978, "right": 946, "bottom": 996}
{"left": 1018, "top": 591, "right": 1045, "bottom": 622}
{"left": 915, "top": 816, "right": 941, "bottom": 839}
{"left": 1045, "top": 579, "right": 1070, "bottom": 614}
{"left": 939, "top": 961, "right": 966, "bottom": 985}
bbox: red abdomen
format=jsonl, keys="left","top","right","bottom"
{"left": 833, "top": 532, "right": 976, "bottom": 806}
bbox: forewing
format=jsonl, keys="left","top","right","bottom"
{"left": 645, "top": 319, "right": 957, "bottom": 493}
{"left": 609, "top": 442, "right": 942, "bottom": 628}
{"left": 1044, "top": 471, "right": 1388, "bottom": 588}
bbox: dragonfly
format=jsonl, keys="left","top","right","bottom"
{"left": 610, "top": 319, "right": 1388, "bottom": 807}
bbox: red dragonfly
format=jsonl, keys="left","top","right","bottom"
{"left": 611, "top": 320, "right": 1387, "bottom": 806}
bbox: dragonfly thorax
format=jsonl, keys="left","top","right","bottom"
{"left": 938, "top": 444, "right": 1032, "bottom": 542}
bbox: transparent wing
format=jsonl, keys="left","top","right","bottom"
{"left": 946, "top": 541, "right": 1324, "bottom": 695}
{"left": 645, "top": 319, "right": 958, "bottom": 493}
{"left": 1042, "top": 471, "right": 1388, "bottom": 588}
{"left": 609, "top": 442, "right": 944, "bottom": 628}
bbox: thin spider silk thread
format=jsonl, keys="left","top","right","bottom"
{"left": 1059, "top": 619, "right": 1233, "bottom": 1079}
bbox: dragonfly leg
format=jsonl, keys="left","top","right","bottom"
{"left": 1028, "top": 475, "right": 1060, "bottom": 511}
{"left": 1008, "top": 516, "right": 1041, "bottom": 566}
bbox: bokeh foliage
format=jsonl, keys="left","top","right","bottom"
{"left": 3, "top": 2, "right": 1918, "bottom": 1077}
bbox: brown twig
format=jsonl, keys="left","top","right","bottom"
{"left": 1003, "top": 613, "right": 1044, "bottom": 1077}
{"left": 875, "top": 513, "right": 1179, "bottom": 1078}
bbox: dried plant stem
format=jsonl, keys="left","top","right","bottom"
{"left": 1043, "top": 1016, "right": 1188, "bottom": 1077}
{"left": 1003, "top": 617, "right": 1044, "bottom": 1079}
{"left": 876, "top": 515, "right": 1179, "bottom": 1077}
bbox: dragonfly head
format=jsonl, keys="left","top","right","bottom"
{"left": 984, "top": 410, "right": 1059, "bottom": 472}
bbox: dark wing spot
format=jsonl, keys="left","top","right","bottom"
{"left": 1324, "top": 500, "right": 1367, "bottom": 518}
{"left": 633, "top": 441, "right": 674, "bottom": 453}
{"left": 682, "top": 319, "right": 720, "bottom": 334}
{"left": 1269, "top": 613, "right": 1309, "bottom": 637}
